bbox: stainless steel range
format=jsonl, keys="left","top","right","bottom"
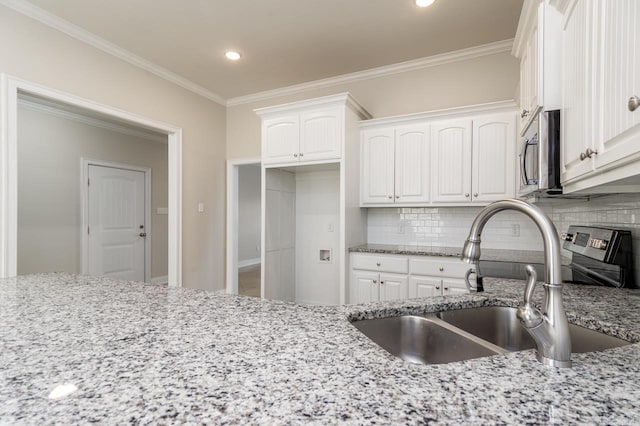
{"left": 478, "top": 225, "right": 635, "bottom": 289}
{"left": 561, "top": 225, "right": 635, "bottom": 288}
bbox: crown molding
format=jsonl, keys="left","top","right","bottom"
{"left": 0, "top": 0, "right": 226, "bottom": 106}
{"left": 512, "top": 0, "right": 540, "bottom": 58}
{"left": 18, "top": 97, "right": 168, "bottom": 143}
{"left": 228, "top": 39, "right": 514, "bottom": 107}
{"left": 254, "top": 92, "right": 371, "bottom": 120}
{"left": 359, "top": 100, "right": 518, "bottom": 129}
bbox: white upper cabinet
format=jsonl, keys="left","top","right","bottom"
{"left": 557, "top": 0, "right": 640, "bottom": 193}
{"left": 262, "top": 107, "right": 340, "bottom": 165}
{"left": 560, "top": 0, "right": 595, "bottom": 184}
{"left": 360, "top": 124, "right": 430, "bottom": 205}
{"left": 257, "top": 94, "right": 371, "bottom": 166}
{"left": 593, "top": 0, "right": 640, "bottom": 171}
{"left": 262, "top": 115, "right": 300, "bottom": 164}
{"left": 299, "top": 108, "right": 342, "bottom": 162}
{"left": 394, "top": 124, "right": 431, "bottom": 204}
{"left": 361, "top": 128, "right": 395, "bottom": 204}
{"left": 359, "top": 103, "right": 517, "bottom": 207}
{"left": 431, "top": 120, "right": 473, "bottom": 203}
{"left": 472, "top": 113, "right": 517, "bottom": 202}
{"left": 513, "top": 1, "right": 562, "bottom": 133}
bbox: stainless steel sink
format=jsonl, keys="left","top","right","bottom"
{"left": 352, "top": 306, "right": 631, "bottom": 365}
{"left": 437, "top": 306, "right": 631, "bottom": 353}
{"left": 351, "top": 315, "right": 504, "bottom": 364}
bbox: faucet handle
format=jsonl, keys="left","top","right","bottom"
{"left": 517, "top": 264, "right": 543, "bottom": 328}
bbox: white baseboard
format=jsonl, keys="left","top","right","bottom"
{"left": 238, "top": 258, "right": 261, "bottom": 268}
{"left": 151, "top": 275, "right": 168, "bottom": 285}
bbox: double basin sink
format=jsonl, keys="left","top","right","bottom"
{"left": 352, "top": 306, "right": 630, "bottom": 364}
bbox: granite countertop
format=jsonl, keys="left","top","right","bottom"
{"left": 2, "top": 273, "right": 640, "bottom": 424}
{"left": 349, "top": 244, "right": 572, "bottom": 265}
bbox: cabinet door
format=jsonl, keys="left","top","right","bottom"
{"left": 431, "top": 120, "right": 472, "bottom": 203}
{"left": 350, "top": 271, "right": 379, "bottom": 304}
{"left": 300, "top": 108, "right": 342, "bottom": 162}
{"left": 409, "top": 276, "right": 442, "bottom": 298}
{"left": 379, "top": 273, "right": 409, "bottom": 302}
{"left": 442, "top": 278, "right": 469, "bottom": 295}
{"left": 561, "top": 0, "right": 596, "bottom": 184}
{"left": 361, "top": 129, "right": 395, "bottom": 205}
{"left": 472, "top": 113, "right": 516, "bottom": 203}
{"left": 262, "top": 115, "right": 299, "bottom": 165}
{"left": 594, "top": 0, "right": 640, "bottom": 171}
{"left": 395, "top": 124, "right": 430, "bottom": 204}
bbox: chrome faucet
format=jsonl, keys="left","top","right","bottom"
{"left": 460, "top": 199, "right": 572, "bottom": 368}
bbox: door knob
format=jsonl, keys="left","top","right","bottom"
{"left": 293, "top": 153, "right": 298, "bottom": 158}
{"left": 521, "top": 109, "right": 529, "bottom": 118}
{"left": 473, "top": 193, "right": 478, "bottom": 197}
{"left": 299, "top": 153, "right": 304, "bottom": 157}
{"left": 388, "top": 195, "right": 393, "bottom": 199}
{"left": 139, "top": 232, "right": 147, "bottom": 237}
{"left": 629, "top": 95, "right": 639, "bottom": 112}
{"left": 465, "top": 193, "right": 470, "bottom": 198}
{"left": 439, "top": 267, "right": 444, "bottom": 272}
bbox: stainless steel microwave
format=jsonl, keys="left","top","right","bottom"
{"left": 518, "top": 110, "right": 562, "bottom": 197}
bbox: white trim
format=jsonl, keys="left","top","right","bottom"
{"left": 238, "top": 258, "right": 261, "bottom": 269}
{"left": 0, "top": 0, "right": 226, "bottom": 106}
{"left": 151, "top": 275, "right": 168, "bottom": 285}
{"left": 512, "top": 0, "right": 539, "bottom": 58}
{"left": 226, "top": 157, "right": 262, "bottom": 295}
{"left": 358, "top": 100, "right": 518, "bottom": 129}
{"left": 18, "top": 97, "right": 167, "bottom": 144}
{"left": 228, "top": 39, "right": 515, "bottom": 106}
{"left": 0, "top": 74, "right": 183, "bottom": 287}
{"left": 80, "top": 159, "right": 152, "bottom": 282}
{"left": 254, "top": 93, "right": 371, "bottom": 120}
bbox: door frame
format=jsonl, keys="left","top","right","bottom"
{"left": 80, "top": 159, "right": 152, "bottom": 282}
{"left": 0, "top": 74, "right": 183, "bottom": 287}
{"left": 226, "top": 157, "right": 261, "bottom": 295}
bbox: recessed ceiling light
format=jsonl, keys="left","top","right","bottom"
{"left": 415, "top": 0, "right": 435, "bottom": 7}
{"left": 225, "top": 51, "right": 242, "bottom": 61}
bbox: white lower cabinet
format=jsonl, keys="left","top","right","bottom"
{"left": 350, "top": 253, "right": 469, "bottom": 304}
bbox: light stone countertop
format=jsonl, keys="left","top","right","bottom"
{"left": 1, "top": 273, "right": 640, "bottom": 424}
{"left": 349, "top": 244, "right": 572, "bottom": 265}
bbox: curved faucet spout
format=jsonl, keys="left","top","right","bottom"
{"left": 460, "top": 199, "right": 571, "bottom": 368}
{"left": 460, "top": 199, "right": 562, "bottom": 285}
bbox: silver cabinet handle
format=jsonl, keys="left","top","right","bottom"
{"left": 629, "top": 95, "right": 640, "bottom": 112}
{"left": 521, "top": 109, "right": 529, "bottom": 118}
{"left": 435, "top": 286, "right": 440, "bottom": 290}
{"left": 585, "top": 148, "right": 598, "bottom": 158}
{"left": 293, "top": 153, "right": 298, "bottom": 158}
{"left": 580, "top": 151, "right": 587, "bottom": 161}
{"left": 388, "top": 195, "right": 392, "bottom": 199}
{"left": 395, "top": 195, "right": 400, "bottom": 199}
{"left": 473, "top": 193, "right": 478, "bottom": 197}
{"left": 376, "top": 262, "right": 381, "bottom": 267}
{"left": 444, "top": 287, "right": 449, "bottom": 291}
{"left": 139, "top": 232, "right": 147, "bottom": 237}
{"left": 439, "top": 267, "right": 444, "bottom": 272}
{"left": 299, "top": 153, "right": 304, "bottom": 157}
{"left": 373, "top": 280, "right": 377, "bottom": 284}
{"left": 465, "top": 193, "right": 470, "bottom": 198}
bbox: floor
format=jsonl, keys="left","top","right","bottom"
{"left": 238, "top": 264, "right": 260, "bottom": 297}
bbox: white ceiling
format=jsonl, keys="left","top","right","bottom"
{"left": 24, "top": 0, "right": 523, "bottom": 101}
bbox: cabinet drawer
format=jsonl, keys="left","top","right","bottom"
{"left": 409, "top": 257, "right": 470, "bottom": 278}
{"left": 351, "top": 253, "right": 409, "bottom": 274}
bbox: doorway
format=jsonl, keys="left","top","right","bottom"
{"left": 1, "top": 75, "right": 183, "bottom": 286}
{"left": 226, "top": 158, "right": 262, "bottom": 296}
{"left": 82, "top": 161, "right": 151, "bottom": 282}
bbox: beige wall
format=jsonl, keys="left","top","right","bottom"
{"left": 17, "top": 105, "right": 168, "bottom": 279}
{"left": 1, "top": 7, "right": 226, "bottom": 290}
{"left": 226, "top": 51, "right": 519, "bottom": 159}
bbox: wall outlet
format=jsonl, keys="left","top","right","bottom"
{"left": 511, "top": 224, "right": 521, "bottom": 237}
{"left": 328, "top": 223, "right": 335, "bottom": 232}
{"left": 197, "top": 202, "right": 205, "bottom": 213}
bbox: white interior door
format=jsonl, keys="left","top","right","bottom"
{"left": 88, "top": 165, "right": 146, "bottom": 281}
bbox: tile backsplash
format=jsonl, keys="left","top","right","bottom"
{"left": 367, "top": 193, "right": 640, "bottom": 284}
